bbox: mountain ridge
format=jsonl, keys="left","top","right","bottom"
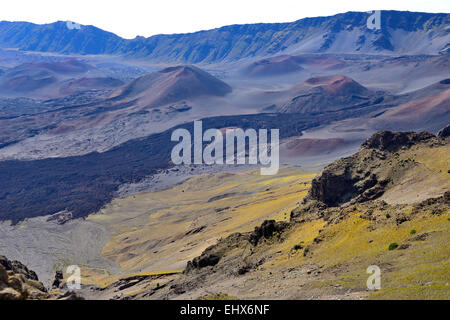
{"left": 0, "top": 11, "right": 448, "bottom": 63}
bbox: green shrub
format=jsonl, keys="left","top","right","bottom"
{"left": 386, "top": 213, "right": 391, "bottom": 219}
{"left": 388, "top": 243, "right": 399, "bottom": 250}
{"left": 410, "top": 229, "right": 416, "bottom": 235}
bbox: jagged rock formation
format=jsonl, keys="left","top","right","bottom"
{"left": 248, "top": 220, "right": 289, "bottom": 246}
{"left": 361, "top": 130, "right": 436, "bottom": 152}
{"left": 0, "top": 255, "right": 49, "bottom": 300}
{"left": 0, "top": 255, "right": 84, "bottom": 300}
{"left": 185, "top": 220, "right": 289, "bottom": 273}
{"left": 437, "top": 124, "right": 450, "bottom": 138}
{"left": 46, "top": 210, "right": 73, "bottom": 225}
{"left": 186, "top": 233, "right": 249, "bottom": 273}
{"left": 304, "top": 131, "right": 439, "bottom": 207}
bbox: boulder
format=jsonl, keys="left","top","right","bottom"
{"left": 0, "top": 287, "right": 23, "bottom": 300}
{"left": 249, "top": 220, "right": 289, "bottom": 246}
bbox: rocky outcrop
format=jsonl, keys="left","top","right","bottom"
{"left": 437, "top": 124, "right": 450, "bottom": 138}
{"left": 185, "top": 220, "right": 289, "bottom": 274}
{"left": 0, "top": 256, "right": 39, "bottom": 281}
{"left": 361, "top": 130, "right": 435, "bottom": 152}
{"left": 249, "top": 220, "right": 289, "bottom": 246}
{"left": 304, "top": 131, "right": 439, "bottom": 207}
{"left": 185, "top": 233, "right": 249, "bottom": 273}
{"left": 52, "top": 270, "right": 64, "bottom": 289}
{"left": 146, "top": 129, "right": 449, "bottom": 300}
{"left": 0, "top": 256, "right": 49, "bottom": 300}
{"left": 47, "top": 210, "right": 73, "bottom": 225}
{"left": 0, "top": 256, "right": 85, "bottom": 300}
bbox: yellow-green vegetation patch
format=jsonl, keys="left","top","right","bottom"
{"left": 86, "top": 167, "right": 314, "bottom": 282}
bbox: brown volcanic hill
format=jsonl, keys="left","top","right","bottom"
{"left": 277, "top": 75, "right": 383, "bottom": 114}
{"left": 110, "top": 65, "right": 232, "bottom": 107}
{"left": 241, "top": 55, "right": 305, "bottom": 77}
{"left": 8, "top": 59, "right": 92, "bottom": 76}
{"left": 0, "top": 59, "right": 96, "bottom": 96}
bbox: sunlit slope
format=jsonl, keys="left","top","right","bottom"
{"left": 254, "top": 206, "right": 449, "bottom": 300}
{"left": 88, "top": 167, "right": 315, "bottom": 274}
{"left": 136, "top": 132, "right": 449, "bottom": 300}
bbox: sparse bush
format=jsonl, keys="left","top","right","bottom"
{"left": 386, "top": 213, "right": 391, "bottom": 219}
{"left": 388, "top": 242, "right": 399, "bottom": 250}
{"left": 410, "top": 229, "right": 416, "bottom": 235}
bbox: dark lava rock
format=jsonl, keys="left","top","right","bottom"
{"left": 305, "top": 130, "right": 436, "bottom": 207}
{"left": 0, "top": 255, "right": 39, "bottom": 281}
{"left": 362, "top": 130, "right": 434, "bottom": 152}
{"left": 52, "top": 270, "right": 64, "bottom": 289}
{"left": 249, "top": 220, "right": 289, "bottom": 246}
{"left": 398, "top": 244, "right": 411, "bottom": 250}
{"left": 0, "top": 256, "right": 51, "bottom": 300}
{"left": 437, "top": 124, "right": 450, "bottom": 138}
{"left": 185, "top": 233, "right": 249, "bottom": 273}
{"left": 410, "top": 233, "right": 429, "bottom": 241}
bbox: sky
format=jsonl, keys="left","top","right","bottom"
{"left": 1, "top": 0, "right": 449, "bottom": 39}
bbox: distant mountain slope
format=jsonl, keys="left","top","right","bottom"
{"left": 241, "top": 54, "right": 346, "bottom": 77}
{"left": 0, "top": 11, "right": 449, "bottom": 62}
{"left": 0, "top": 21, "right": 124, "bottom": 54}
{"left": 240, "top": 55, "right": 306, "bottom": 77}
{"left": 0, "top": 59, "right": 124, "bottom": 98}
